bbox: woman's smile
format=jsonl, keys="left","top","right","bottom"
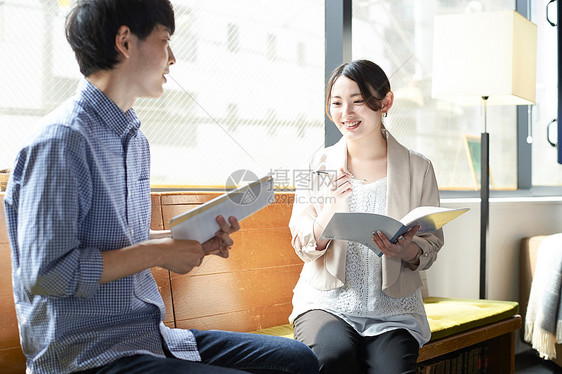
{"left": 342, "top": 120, "right": 361, "bottom": 130}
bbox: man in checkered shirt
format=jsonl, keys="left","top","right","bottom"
{"left": 3, "top": 1, "right": 319, "bottom": 373}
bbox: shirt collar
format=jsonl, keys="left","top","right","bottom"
{"left": 77, "top": 78, "right": 141, "bottom": 140}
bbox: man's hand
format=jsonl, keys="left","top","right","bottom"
{"left": 157, "top": 238, "right": 205, "bottom": 274}
{"left": 202, "top": 215, "right": 240, "bottom": 258}
{"left": 100, "top": 217, "right": 239, "bottom": 284}
{"left": 100, "top": 237, "right": 204, "bottom": 283}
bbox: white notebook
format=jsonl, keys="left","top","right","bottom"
{"left": 170, "top": 175, "right": 274, "bottom": 243}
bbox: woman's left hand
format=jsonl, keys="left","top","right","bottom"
{"left": 373, "top": 225, "right": 421, "bottom": 261}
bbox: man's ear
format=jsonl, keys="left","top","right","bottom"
{"left": 115, "top": 25, "right": 132, "bottom": 59}
{"left": 381, "top": 91, "right": 394, "bottom": 114}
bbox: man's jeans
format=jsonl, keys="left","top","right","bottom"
{"left": 75, "top": 329, "right": 319, "bottom": 374}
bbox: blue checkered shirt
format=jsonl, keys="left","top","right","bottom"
{"left": 3, "top": 79, "right": 200, "bottom": 373}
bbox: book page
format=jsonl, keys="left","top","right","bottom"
{"left": 319, "top": 212, "right": 405, "bottom": 256}
{"left": 170, "top": 176, "right": 274, "bottom": 243}
{"left": 400, "top": 206, "right": 470, "bottom": 233}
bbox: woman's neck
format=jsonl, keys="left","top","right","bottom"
{"left": 346, "top": 131, "right": 388, "bottom": 182}
{"left": 346, "top": 131, "right": 387, "bottom": 161}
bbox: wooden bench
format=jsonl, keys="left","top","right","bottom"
{"left": 0, "top": 192, "right": 521, "bottom": 373}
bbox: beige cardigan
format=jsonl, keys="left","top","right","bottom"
{"left": 289, "top": 130, "right": 444, "bottom": 298}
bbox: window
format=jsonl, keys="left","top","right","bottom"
{"left": 174, "top": 7, "right": 198, "bottom": 63}
{"left": 0, "top": 2, "right": 5, "bottom": 41}
{"left": 0, "top": 0, "right": 74, "bottom": 171}
{"left": 227, "top": 23, "right": 240, "bottom": 53}
{"left": 1, "top": 0, "right": 558, "bottom": 192}
{"left": 267, "top": 34, "right": 277, "bottom": 60}
{"left": 0, "top": 0, "right": 325, "bottom": 188}
{"left": 352, "top": 0, "right": 518, "bottom": 191}
{"left": 297, "top": 42, "right": 306, "bottom": 67}
{"left": 530, "top": 0, "right": 562, "bottom": 186}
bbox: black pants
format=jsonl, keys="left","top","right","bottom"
{"left": 293, "top": 309, "right": 419, "bottom": 374}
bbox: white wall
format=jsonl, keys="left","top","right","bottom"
{"left": 429, "top": 197, "right": 562, "bottom": 301}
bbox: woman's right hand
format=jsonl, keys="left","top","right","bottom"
{"left": 331, "top": 167, "right": 354, "bottom": 199}
{"left": 313, "top": 167, "right": 354, "bottom": 250}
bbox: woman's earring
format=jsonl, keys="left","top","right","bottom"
{"left": 383, "top": 112, "right": 388, "bottom": 118}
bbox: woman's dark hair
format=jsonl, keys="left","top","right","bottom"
{"left": 325, "top": 60, "right": 391, "bottom": 119}
{"left": 65, "top": 0, "right": 175, "bottom": 77}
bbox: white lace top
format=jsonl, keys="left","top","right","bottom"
{"left": 290, "top": 178, "right": 431, "bottom": 346}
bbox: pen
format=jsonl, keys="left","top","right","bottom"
{"left": 314, "top": 170, "right": 367, "bottom": 183}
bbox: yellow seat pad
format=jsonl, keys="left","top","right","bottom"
{"left": 251, "top": 297, "right": 518, "bottom": 342}
{"left": 252, "top": 324, "right": 295, "bottom": 339}
{"left": 423, "top": 297, "right": 518, "bottom": 340}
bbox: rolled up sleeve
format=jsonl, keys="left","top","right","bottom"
{"left": 14, "top": 127, "right": 102, "bottom": 298}
{"left": 288, "top": 176, "right": 332, "bottom": 262}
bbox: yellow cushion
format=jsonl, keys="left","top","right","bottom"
{"left": 251, "top": 297, "right": 518, "bottom": 342}
{"left": 423, "top": 297, "right": 518, "bottom": 341}
{"left": 252, "top": 324, "right": 295, "bottom": 339}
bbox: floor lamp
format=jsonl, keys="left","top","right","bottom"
{"left": 432, "top": 10, "right": 537, "bottom": 299}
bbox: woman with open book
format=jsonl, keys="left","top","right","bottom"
{"left": 289, "top": 59, "right": 444, "bottom": 374}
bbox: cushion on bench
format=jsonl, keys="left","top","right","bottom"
{"left": 423, "top": 297, "right": 518, "bottom": 340}
{"left": 251, "top": 298, "right": 519, "bottom": 342}
{"left": 253, "top": 324, "right": 295, "bottom": 339}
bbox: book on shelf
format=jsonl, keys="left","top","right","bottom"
{"left": 417, "top": 344, "right": 488, "bottom": 374}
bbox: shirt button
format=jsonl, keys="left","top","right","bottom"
{"left": 130, "top": 228, "right": 134, "bottom": 236}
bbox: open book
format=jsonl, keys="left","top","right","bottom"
{"left": 170, "top": 175, "right": 274, "bottom": 243}
{"left": 319, "top": 206, "right": 469, "bottom": 257}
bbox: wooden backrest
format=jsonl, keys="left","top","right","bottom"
{"left": 152, "top": 192, "right": 301, "bottom": 332}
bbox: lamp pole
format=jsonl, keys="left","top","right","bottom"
{"left": 480, "top": 96, "right": 489, "bottom": 300}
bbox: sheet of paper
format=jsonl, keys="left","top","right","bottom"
{"left": 170, "top": 176, "right": 274, "bottom": 243}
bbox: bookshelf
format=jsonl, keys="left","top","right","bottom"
{"left": 417, "top": 316, "right": 521, "bottom": 373}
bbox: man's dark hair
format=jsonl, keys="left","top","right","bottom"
{"left": 66, "top": 0, "right": 175, "bottom": 77}
{"left": 325, "top": 59, "right": 391, "bottom": 119}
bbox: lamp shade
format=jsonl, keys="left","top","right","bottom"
{"left": 432, "top": 10, "right": 537, "bottom": 106}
